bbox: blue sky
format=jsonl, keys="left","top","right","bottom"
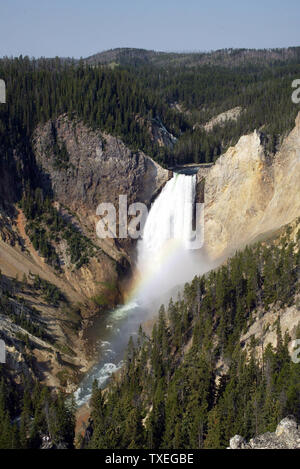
{"left": 0, "top": 0, "right": 299, "bottom": 58}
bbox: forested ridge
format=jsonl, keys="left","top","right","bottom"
{"left": 0, "top": 53, "right": 300, "bottom": 176}
{"left": 0, "top": 56, "right": 186, "bottom": 179}
{"left": 86, "top": 221, "right": 300, "bottom": 449}
{"left": 128, "top": 62, "right": 300, "bottom": 163}
{"left": 85, "top": 46, "right": 300, "bottom": 68}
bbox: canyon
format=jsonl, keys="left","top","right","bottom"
{"left": 0, "top": 110, "right": 300, "bottom": 405}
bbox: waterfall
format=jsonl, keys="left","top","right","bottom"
{"left": 75, "top": 173, "right": 201, "bottom": 405}
{"left": 135, "top": 173, "right": 198, "bottom": 302}
{"left": 138, "top": 173, "right": 196, "bottom": 267}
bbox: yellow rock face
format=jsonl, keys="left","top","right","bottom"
{"left": 202, "top": 112, "right": 300, "bottom": 261}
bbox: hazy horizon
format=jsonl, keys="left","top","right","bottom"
{"left": 1, "top": 0, "right": 300, "bottom": 59}
{"left": 3, "top": 45, "right": 300, "bottom": 61}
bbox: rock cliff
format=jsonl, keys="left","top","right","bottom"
{"left": 33, "top": 114, "right": 170, "bottom": 260}
{"left": 33, "top": 114, "right": 169, "bottom": 214}
{"left": 202, "top": 112, "right": 300, "bottom": 260}
{"left": 229, "top": 416, "right": 300, "bottom": 449}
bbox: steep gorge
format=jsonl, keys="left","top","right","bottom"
{"left": 1, "top": 111, "right": 300, "bottom": 400}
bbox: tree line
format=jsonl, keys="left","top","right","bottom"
{"left": 86, "top": 221, "right": 300, "bottom": 449}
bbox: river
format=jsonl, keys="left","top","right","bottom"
{"left": 75, "top": 172, "right": 206, "bottom": 405}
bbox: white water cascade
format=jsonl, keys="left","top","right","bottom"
{"left": 75, "top": 173, "right": 204, "bottom": 405}
{"left": 136, "top": 172, "right": 199, "bottom": 302}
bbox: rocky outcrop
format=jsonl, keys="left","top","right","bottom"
{"left": 229, "top": 416, "right": 300, "bottom": 449}
{"left": 195, "top": 164, "right": 214, "bottom": 203}
{"left": 147, "top": 117, "right": 177, "bottom": 148}
{"left": 33, "top": 115, "right": 169, "bottom": 214}
{"left": 195, "top": 106, "right": 243, "bottom": 132}
{"left": 202, "top": 112, "right": 300, "bottom": 260}
{"left": 135, "top": 115, "right": 177, "bottom": 148}
{"left": 0, "top": 210, "right": 20, "bottom": 246}
{"left": 241, "top": 294, "right": 300, "bottom": 358}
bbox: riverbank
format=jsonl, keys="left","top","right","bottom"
{"left": 74, "top": 307, "right": 159, "bottom": 442}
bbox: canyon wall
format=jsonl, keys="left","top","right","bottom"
{"left": 0, "top": 116, "right": 170, "bottom": 389}
{"left": 202, "top": 111, "right": 300, "bottom": 260}
{"left": 33, "top": 114, "right": 169, "bottom": 213}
